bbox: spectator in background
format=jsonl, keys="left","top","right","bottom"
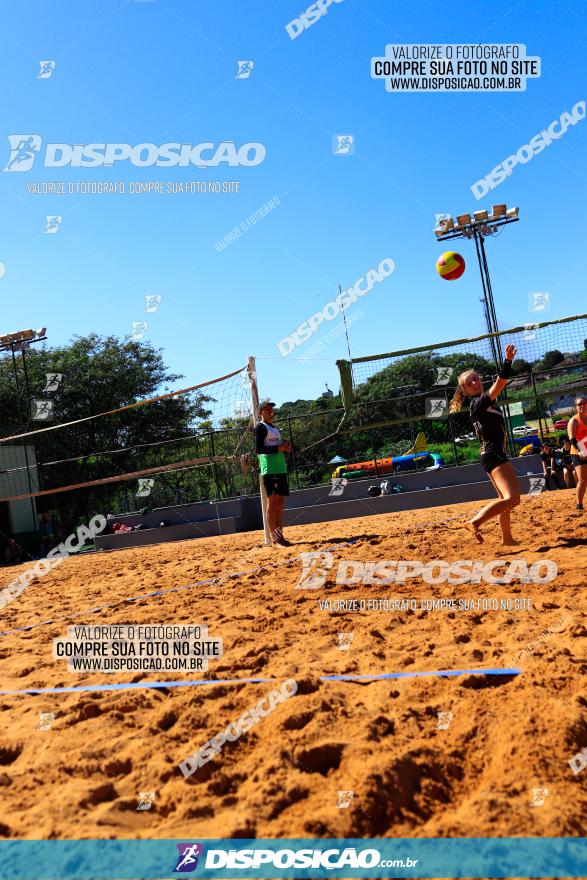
{"left": 39, "top": 512, "right": 54, "bottom": 542}
{"left": 39, "top": 512, "right": 55, "bottom": 556}
{"left": 540, "top": 442, "right": 562, "bottom": 490}
{"left": 560, "top": 438, "right": 576, "bottom": 489}
{"left": 4, "top": 537, "right": 21, "bottom": 565}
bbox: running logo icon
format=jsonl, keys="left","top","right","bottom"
{"left": 43, "top": 373, "right": 63, "bottom": 392}
{"left": 437, "top": 711, "right": 453, "bottom": 730}
{"left": 32, "top": 400, "right": 54, "bottom": 421}
{"left": 528, "top": 476, "right": 545, "bottom": 496}
{"left": 3, "top": 135, "right": 42, "bottom": 172}
{"left": 528, "top": 291, "right": 550, "bottom": 313}
{"left": 336, "top": 790, "right": 354, "bottom": 808}
{"left": 296, "top": 551, "right": 334, "bottom": 589}
{"left": 425, "top": 398, "right": 448, "bottom": 418}
{"left": 37, "top": 712, "right": 55, "bottom": 731}
{"left": 145, "top": 295, "right": 161, "bottom": 313}
{"left": 174, "top": 843, "right": 204, "bottom": 873}
{"left": 337, "top": 632, "right": 353, "bottom": 650}
{"left": 136, "top": 478, "right": 155, "bottom": 498}
{"left": 44, "top": 215, "right": 62, "bottom": 234}
{"left": 37, "top": 61, "right": 56, "bottom": 79}
{"left": 332, "top": 134, "right": 355, "bottom": 155}
{"left": 329, "top": 477, "right": 347, "bottom": 496}
{"left": 136, "top": 791, "right": 155, "bottom": 811}
{"left": 234, "top": 399, "right": 251, "bottom": 418}
{"left": 529, "top": 788, "right": 548, "bottom": 807}
{"left": 236, "top": 61, "right": 254, "bottom": 79}
{"left": 434, "top": 212, "right": 452, "bottom": 232}
{"left": 435, "top": 366, "right": 454, "bottom": 385}
{"left": 131, "top": 321, "right": 148, "bottom": 340}
{"left": 522, "top": 322, "right": 539, "bottom": 341}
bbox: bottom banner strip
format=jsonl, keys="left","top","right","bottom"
{"left": 0, "top": 837, "right": 584, "bottom": 879}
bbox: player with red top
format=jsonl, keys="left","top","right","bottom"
{"left": 567, "top": 395, "right": 587, "bottom": 510}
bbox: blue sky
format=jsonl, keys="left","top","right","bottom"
{"left": 0, "top": 0, "right": 585, "bottom": 407}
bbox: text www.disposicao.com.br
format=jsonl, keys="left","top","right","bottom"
{"left": 69, "top": 657, "right": 201, "bottom": 671}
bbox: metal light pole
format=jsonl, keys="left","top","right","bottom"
{"left": 472, "top": 226, "right": 502, "bottom": 367}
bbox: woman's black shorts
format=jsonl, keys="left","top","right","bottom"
{"left": 262, "top": 473, "right": 290, "bottom": 496}
{"left": 481, "top": 451, "right": 509, "bottom": 474}
{"left": 571, "top": 455, "right": 587, "bottom": 468}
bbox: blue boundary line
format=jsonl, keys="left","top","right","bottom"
{"left": 0, "top": 667, "right": 522, "bottom": 696}
{"left": 321, "top": 668, "right": 522, "bottom": 680}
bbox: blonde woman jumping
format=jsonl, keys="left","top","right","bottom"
{"left": 449, "top": 343, "right": 521, "bottom": 546}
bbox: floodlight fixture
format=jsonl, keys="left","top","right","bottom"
{"left": 0, "top": 327, "right": 47, "bottom": 352}
{"left": 455, "top": 213, "right": 472, "bottom": 228}
{"left": 434, "top": 216, "right": 455, "bottom": 237}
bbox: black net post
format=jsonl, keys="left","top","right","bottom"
{"left": 208, "top": 430, "right": 222, "bottom": 501}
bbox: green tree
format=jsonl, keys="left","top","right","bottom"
{"left": 511, "top": 358, "right": 532, "bottom": 375}
{"left": 539, "top": 350, "right": 565, "bottom": 370}
{"left": 0, "top": 334, "right": 212, "bottom": 530}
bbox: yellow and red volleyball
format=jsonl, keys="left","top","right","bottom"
{"left": 436, "top": 251, "right": 465, "bottom": 280}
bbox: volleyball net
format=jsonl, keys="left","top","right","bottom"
{"left": 337, "top": 312, "right": 587, "bottom": 433}
{"left": 0, "top": 364, "right": 257, "bottom": 527}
